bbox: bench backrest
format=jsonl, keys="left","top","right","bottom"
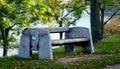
{"left": 44, "top": 27, "right": 69, "bottom": 33}
{"left": 66, "top": 27, "right": 90, "bottom": 38}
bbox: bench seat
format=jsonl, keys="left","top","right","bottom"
{"left": 51, "top": 38, "right": 89, "bottom": 46}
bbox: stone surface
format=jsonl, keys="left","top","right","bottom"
{"left": 18, "top": 28, "right": 53, "bottom": 59}
{"left": 19, "top": 27, "right": 94, "bottom": 59}
{"left": 38, "top": 33, "right": 53, "bottom": 59}
{"left": 64, "top": 27, "right": 94, "bottom": 53}
{"left": 18, "top": 29, "right": 31, "bottom": 58}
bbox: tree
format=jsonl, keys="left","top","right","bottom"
{"left": 30, "top": 0, "right": 59, "bottom": 24}
{"left": 100, "top": 0, "right": 113, "bottom": 39}
{"left": 0, "top": 0, "right": 32, "bottom": 56}
{"left": 102, "top": 0, "right": 120, "bottom": 25}
{"left": 29, "top": 0, "right": 86, "bottom": 39}
{"left": 99, "top": 0, "right": 119, "bottom": 39}
{"left": 90, "top": 0, "right": 120, "bottom": 42}
{"left": 90, "top": 0, "right": 101, "bottom": 43}
{"left": 0, "top": 0, "right": 90, "bottom": 56}
{"left": 45, "top": 0, "right": 86, "bottom": 39}
{"left": 0, "top": 0, "right": 57, "bottom": 56}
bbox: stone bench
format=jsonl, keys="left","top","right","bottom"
{"left": 18, "top": 27, "right": 94, "bottom": 60}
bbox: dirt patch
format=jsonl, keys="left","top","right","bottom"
{"left": 57, "top": 54, "right": 113, "bottom": 63}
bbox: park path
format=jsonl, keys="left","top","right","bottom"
{"left": 57, "top": 54, "right": 120, "bottom": 69}
{"left": 57, "top": 54, "right": 112, "bottom": 63}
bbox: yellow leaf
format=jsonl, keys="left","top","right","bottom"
{"left": 51, "top": 13, "right": 55, "bottom": 16}
{"left": 47, "top": 7, "right": 52, "bottom": 13}
{"left": 40, "top": 10, "right": 45, "bottom": 14}
{"left": 34, "top": 8, "right": 39, "bottom": 14}
{"left": 48, "top": 21, "right": 54, "bottom": 27}
{"left": 54, "top": 10, "right": 58, "bottom": 13}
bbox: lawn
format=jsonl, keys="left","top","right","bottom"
{"left": 0, "top": 35, "right": 120, "bottom": 69}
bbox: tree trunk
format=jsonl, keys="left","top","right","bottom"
{"left": 59, "top": 24, "right": 63, "bottom": 39}
{"left": 90, "top": 0, "right": 101, "bottom": 43}
{"left": 100, "top": 8, "right": 105, "bottom": 39}
{"left": 1, "top": 28, "right": 9, "bottom": 56}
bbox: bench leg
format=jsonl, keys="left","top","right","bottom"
{"left": 18, "top": 35, "right": 31, "bottom": 58}
{"left": 38, "top": 35, "right": 53, "bottom": 60}
{"left": 64, "top": 45, "right": 75, "bottom": 52}
{"left": 64, "top": 27, "right": 94, "bottom": 53}
{"left": 81, "top": 42, "right": 92, "bottom": 53}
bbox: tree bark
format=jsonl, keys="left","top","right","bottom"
{"left": 104, "top": 8, "right": 120, "bottom": 25}
{"left": 1, "top": 28, "right": 9, "bottom": 56}
{"left": 100, "top": 8, "right": 105, "bottom": 39}
{"left": 59, "top": 23, "right": 63, "bottom": 39}
{"left": 90, "top": 0, "right": 101, "bottom": 43}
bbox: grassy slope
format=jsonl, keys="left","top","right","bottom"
{"left": 0, "top": 35, "right": 120, "bottom": 69}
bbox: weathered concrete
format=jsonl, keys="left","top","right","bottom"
{"left": 18, "top": 28, "right": 53, "bottom": 59}
{"left": 64, "top": 27, "right": 94, "bottom": 53}
{"left": 18, "top": 27, "right": 94, "bottom": 59}
{"left": 38, "top": 33, "right": 53, "bottom": 59}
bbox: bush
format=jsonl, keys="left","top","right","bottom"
{"left": 104, "top": 18, "right": 120, "bottom": 36}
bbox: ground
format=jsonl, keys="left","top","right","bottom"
{"left": 57, "top": 54, "right": 113, "bottom": 63}
{"left": 57, "top": 54, "right": 120, "bottom": 69}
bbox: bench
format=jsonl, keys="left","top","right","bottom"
{"left": 18, "top": 27, "right": 94, "bottom": 59}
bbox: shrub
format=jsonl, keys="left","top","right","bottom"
{"left": 104, "top": 18, "right": 120, "bottom": 36}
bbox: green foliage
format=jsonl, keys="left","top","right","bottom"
{"left": 100, "top": 0, "right": 113, "bottom": 9}
{"left": 0, "top": 0, "right": 59, "bottom": 28}
{"left": 0, "top": 0, "right": 29, "bottom": 49}
{"left": 0, "top": 0, "right": 33, "bottom": 28}
{"left": 116, "top": 9, "right": 120, "bottom": 19}
{"left": 0, "top": 0, "right": 86, "bottom": 49}
{"left": 30, "top": 0, "right": 59, "bottom": 23}
{"left": 0, "top": 1, "right": 15, "bottom": 28}
{"left": 52, "top": 0, "right": 86, "bottom": 27}
{"left": 0, "top": 0, "right": 60, "bottom": 50}
{"left": 70, "top": 0, "right": 86, "bottom": 18}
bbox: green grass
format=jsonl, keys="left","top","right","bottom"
{"left": 95, "top": 35, "right": 120, "bottom": 54}
{"left": 0, "top": 35, "right": 120, "bottom": 69}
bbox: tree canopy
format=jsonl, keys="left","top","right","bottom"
{"left": 0, "top": 0, "right": 59, "bottom": 56}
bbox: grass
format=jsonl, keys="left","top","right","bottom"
{"left": 0, "top": 35, "right": 120, "bottom": 69}
{"left": 95, "top": 35, "right": 120, "bottom": 54}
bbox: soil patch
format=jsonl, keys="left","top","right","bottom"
{"left": 57, "top": 54, "right": 113, "bottom": 63}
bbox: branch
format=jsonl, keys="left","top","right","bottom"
{"left": 67, "top": 15, "right": 81, "bottom": 26}
{"left": 60, "top": 9, "right": 65, "bottom": 20}
{"left": 72, "top": 15, "right": 81, "bottom": 23}
{"left": 104, "top": 8, "right": 120, "bottom": 25}
{"left": 61, "top": 0, "right": 80, "bottom": 20}
{"left": 62, "top": 9, "right": 74, "bottom": 19}
{"left": 9, "top": 24, "right": 16, "bottom": 30}
{"left": 8, "top": 21, "right": 21, "bottom": 31}
{"left": 84, "top": 9, "right": 90, "bottom": 15}
{"left": 59, "top": 8, "right": 75, "bottom": 24}
{"left": 55, "top": 14, "right": 60, "bottom": 23}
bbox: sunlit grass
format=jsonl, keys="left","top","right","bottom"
{"left": 95, "top": 35, "right": 120, "bottom": 54}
